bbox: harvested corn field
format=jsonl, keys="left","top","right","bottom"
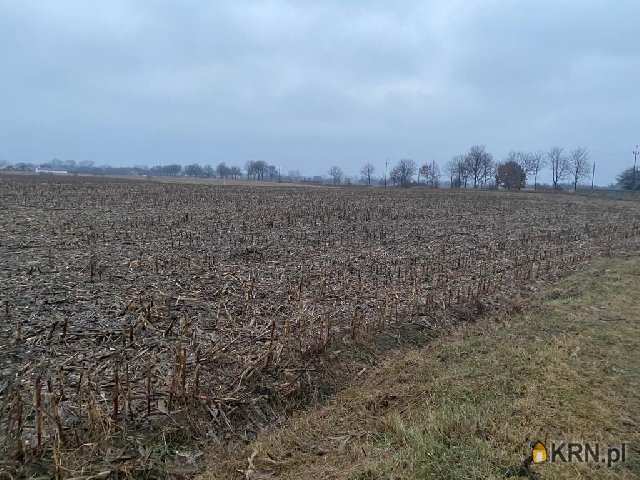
{"left": 1, "top": 174, "right": 640, "bottom": 477}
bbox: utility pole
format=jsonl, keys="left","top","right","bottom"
{"left": 591, "top": 162, "right": 596, "bottom": 189}
{"left": 633, "top": 145, "right": 639, "bottom": 190}
{"left": 384, "top": 159, "right": 389, "bottom": 188}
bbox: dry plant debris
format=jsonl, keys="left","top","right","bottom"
{"left": 1, "top": 174, "right": 639, "bottom": 477}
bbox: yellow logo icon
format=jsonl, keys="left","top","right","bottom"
{"left": 532, "top": 441, "right": 548, "bottom": 464}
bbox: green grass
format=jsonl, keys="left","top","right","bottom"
{"left": 200, "top": 256, "right": 640, "bottom": 480}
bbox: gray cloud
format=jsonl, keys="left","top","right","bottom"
{"left": 1, "top": 0, "right": 638, "bottom": 183}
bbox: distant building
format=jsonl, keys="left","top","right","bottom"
{"left": 35, "top": 167, "right": 68, "bottom": 175}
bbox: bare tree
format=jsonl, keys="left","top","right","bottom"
{"left": 390, "top": 158, "right": 416, "bottom": 187}
{"left": 426, "top": 160, "right": 440, "bottom": 187}
{"left": 360, "top": 163, "right": 375, "bottom": 185}
{"left": 230, "top": 166, "right": 242, "bottom": 179}
{"left": 418, "top": 162, "right": 430, "bottom": 185}
{"left": 184, "top": 163, "right": 204, "bottom": 177}
{"left": 569, "top": 147, "right": 590, "bottom": 191}
{"left": 245, "top": 161, "right": 255, "bottom": 180}
{"left": 466, "top": 147, "right": 482, "bottom": 188}
{"left": 265, "top": 164, "right": 278, "bottom": 181}
{"left": 328, "top": 166, "right": 343, "bottom": 185}
{"left": 203, "top": 165, "right": 215, "bottom": 177}
{"left": 479, "top": 155, "right": 495, "bottom": 188}
{"left": 445, "top": 158, "right": 458, "bottom": 187}
{"left": 418, "top": 161, "right": 440, "bottom": 187}
{"left": 465, "top": 145, "right": 493, "bottom": 188}
{"left": 246, "top": 160, "right": 269, "bottom": 180}
{"left": 547, "top": 147, "right": 569, "bottom": 190}
{"left": 446, "top": 155, "right": 468, "bottom": 188}
{"left": 523, "top": 151, "right": 545, "bottom": 190}
{"left": 216, "top": 162, "right": 230, "bottom": 178}
{"left": 446, "top": 155, "right": 472, "bottom": 188}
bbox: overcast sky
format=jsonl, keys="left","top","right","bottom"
{"left": 1, "top": 1, "right": 638, "bottom": 183}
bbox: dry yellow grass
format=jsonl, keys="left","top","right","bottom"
{"left": 200, "top": 255, "right": 640, "bottom": 479}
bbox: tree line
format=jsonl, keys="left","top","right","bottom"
{"left": 2, "top": 146, "right": 638, "bottom": 191}
{"left": 0, "top": 158, "right": 266, "bottom": 181}
{"left": 442, "top": 145, "right": 592, "bottom": 191}
{"left": 326, "top": 145, "right": 597, "bottom": 191}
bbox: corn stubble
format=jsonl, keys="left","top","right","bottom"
{"left": 1, "top": 174, "right": 639, "bottom": 477}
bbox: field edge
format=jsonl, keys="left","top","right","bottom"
{"left": 199, "top": 254, "right": 640, "bottom": 480}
